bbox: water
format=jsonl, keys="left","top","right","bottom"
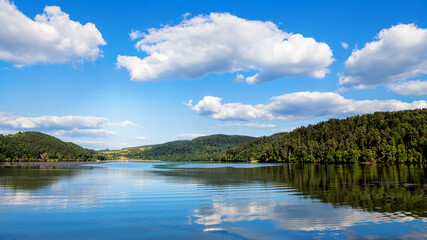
{"left": 0, "top": 162, "right": 425, "bottom": 239}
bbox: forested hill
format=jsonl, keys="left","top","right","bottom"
{"left": 0, "top": 132, "right": 95, "bottom": 161}
{"left": 102, "top": 134, "right": 255, "bottom": 161}
{"left": 223, "top": 109, "right": 426, "bottom": 163}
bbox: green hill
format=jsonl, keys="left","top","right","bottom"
{"left": 222, "top": 109, "right": 426, "bottom": 163}
{"left": 0, "top": 131, "right": 95, "bottom": 161}
{"left": 102, "top": 134, "right": 255, "bottom": 161}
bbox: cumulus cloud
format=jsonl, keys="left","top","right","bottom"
{"left": 72, "top": 140, "right": 106, "bottom": 145}
{"left": 193, "top": 201, "right": 415, "bottom": 232}
{"left": 55, "top": 129, "right": 116, "bottom": 138}
{"left": 0, "top": 130, "right": 18, "bottom": 135}
{"left": 129, "top": 30, "right": 142, "bottom": 41}
{"left": 117, "top": 12, "right": 333, "bottom": 83}
{"left": 340, "top": 24, "right": 427, "bottom": 89}
{"left": 187, "top": 92, "right": 427, "bottom": 121}
{"left": 0, "top": 112, "right": 107, "bottom": 130}
{"left": 52, "top": 139, "right": 128, "bottom": 150}
{"left": 214, "top": 123, "right": 276, "bottom": 128}
{"left": 341, "top": 42, "right": 349, "bottom": 49}
{"left": 0, "top": 112, "right": 124, "bottom": 140}
{"left": 0, "top": 0, "right": 106, "bottom": 65}
{"left": 387, "top": 80, "right": 427, "bottom": 95}
{"left": 177, "top": 134, "right": 207, "bottom": 140}
{"left": 271, "top": 127, "right": 296, "bottom": 133}
{"left": 233, "top": 74, "right": 245, "bottom": 83}
{"left": 135, "top": 136, "right": 149, "bottom": 140}
{"left": 107, "top": 120, "right": 136, "bottom": 127}
{"left": 187, "top": 96, "right": 268, "bottom": 121}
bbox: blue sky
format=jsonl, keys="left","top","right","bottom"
{"left": 1, "top": 0, "right": 427, "bottom": 149}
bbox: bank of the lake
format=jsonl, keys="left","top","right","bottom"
{"left": 0, "top": 159, "right": 159, "bottom": 169}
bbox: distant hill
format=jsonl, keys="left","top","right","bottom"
{"left": 101, "top": 134, "right": 255, "bottom": 161}
{"left": 222, "top": 109, "right": 427, "bottom": 163}
{"left": 0, "top": 132, "right": 95, "bottom": 161}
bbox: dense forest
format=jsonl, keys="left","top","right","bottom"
{"left": 223, "top": 109, "right": 427, "bottom": 163}
{"left": 0, "top": 132, "right": 97, "bottom": 161}
{"left": 102, "top": 134, "right": 255, "bottom": 161}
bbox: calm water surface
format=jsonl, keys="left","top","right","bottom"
{"left": 0, "top": 162, "right": 425, "bottom": 239}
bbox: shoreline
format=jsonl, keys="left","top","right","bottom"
{"left": 0, "top": 159, "right": 163, "bottom": 169}
{"left": 1, "top": 160, "right": 424, "bottom": 169}
{"left": 0, "top": 161, "right": 106, "bottom": 169}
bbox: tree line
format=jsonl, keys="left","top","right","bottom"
{"left": 222, "top": 109, "right": 426, "bottom": 163}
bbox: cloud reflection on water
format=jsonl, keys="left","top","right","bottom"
{"left": 193, "top": 200, "right": 418, "bottom": 232}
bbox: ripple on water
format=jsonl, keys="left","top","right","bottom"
{"left": 0, "top": 162, "right": 425, "bottom": 240}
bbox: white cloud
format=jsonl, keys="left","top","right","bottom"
{"left": 0, "top": 0, "right": 106, "bottom": 65}
{"left": 129, "top": 30, "right": 142, "bottom": 41}
{"left": 193, "top": 201, "right": 415, "bottom": 232}
{"left": 271, "top": 127, "right": 296, "bottom": 133}
{"left": 0, "top": 130, "right": 18, "bottom": 135}
{"left": 187, "top": 92, "right": 427, "bottom": 121}
{"left": 387, "top": 80, "right": 427, "bottom": 95}
{"left": 177, "top": 134, "right": 207, "bottom": 140}
{"left": 72, "top": 139, "right": 105, "bottom": 145}
{"left": 135, "top": 136, "right": 149, "bottom": 140}
{"left": 0, "top": 112, "right": 107, "bottom": 130}
{"left": 55, "top": 129, "right": 116, "bottom": 138}
{"left": 188, "top": 96, "right": 267, "bottom": 121}
{"left": 341, "top": 42, "right": 349, "bottom": 49}
{"left": 71, "top": 139, "right": 129, "bottom": 150}
{"left": 233, "top": 74, "right": 245, "bottom": 83}
{"left": 117, "top": 12, "right": 333, "bottom": 83}
{"left": 182, "top": 12, "right": 191, "bottom": 20}
{"left": 214, "top": 123, "right": 276, "bottom": 128}
{"left": 107, "top": 120, "right": 136, "bottom": 127}
{"left": 73, "top": 140, "right": 128, "bottom": 150}
{"left": 340, "top": 24, "right": 427, "bottom": 89}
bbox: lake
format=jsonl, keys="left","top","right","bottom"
{"left": 0, "top": 162, "right": 425, "bottom": 239}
